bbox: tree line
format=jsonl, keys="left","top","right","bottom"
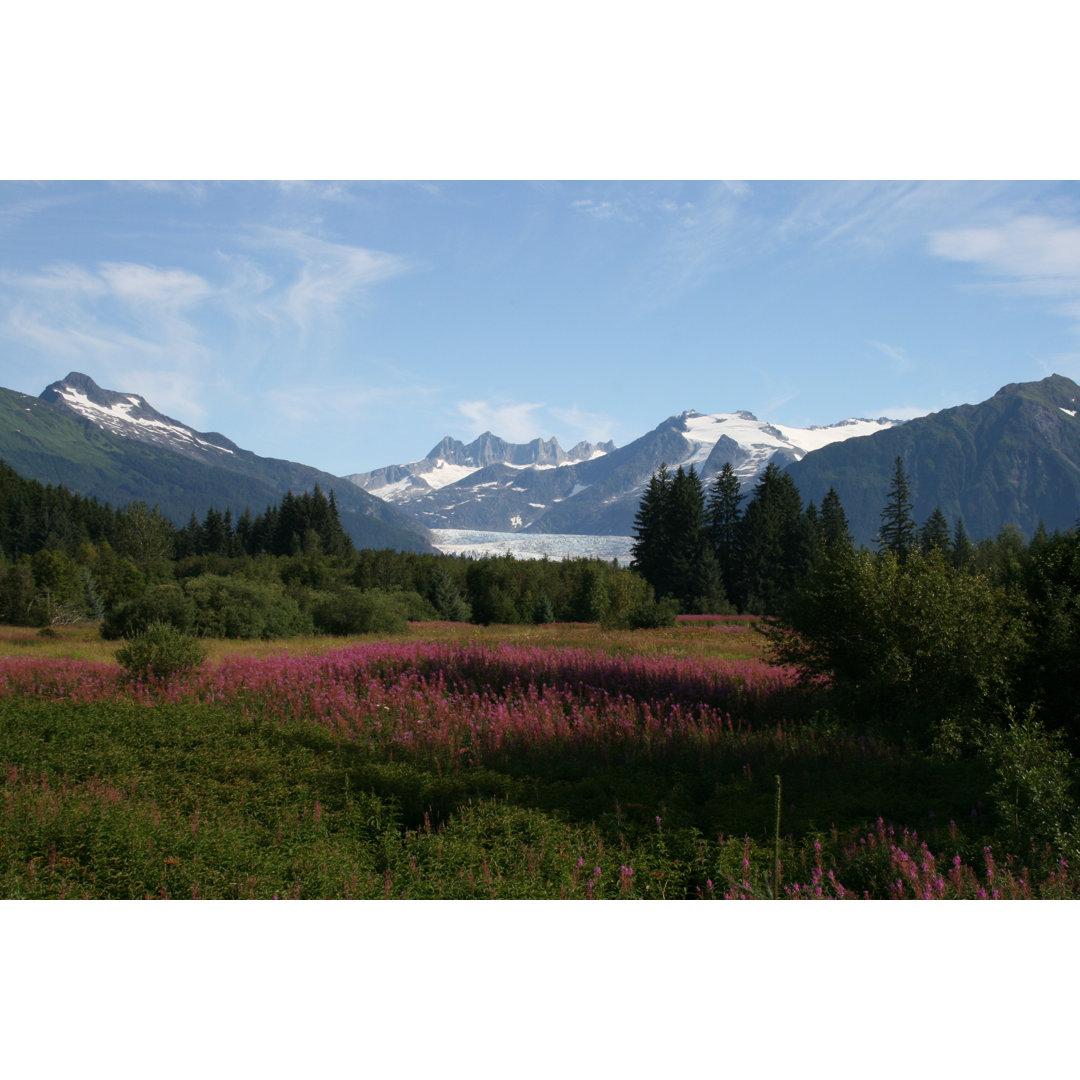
{"left": 630, "top": 456, "right": 1034, "bottom": 615}
{"left": 0, "top": 460, "right": 668, "bottom": 634}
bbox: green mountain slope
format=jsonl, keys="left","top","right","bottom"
{"left": 785, "top": 374, "right": 1080, "bottom": 544}
{"left": 0, "top": 384, "right": 434, "bottom": 553}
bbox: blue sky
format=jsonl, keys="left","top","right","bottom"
{"left": 2, "top": 180, "right": 1080, "bottom": 476}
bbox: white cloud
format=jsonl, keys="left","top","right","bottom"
{"left": 930, "top": 214, "right": 1080, "bottom": 281}
{"left": 275, "top": 181, "right": 354, "bottom": 202}
{"left": 930, "top": 213, "right": 1080, "bottom": 335}
{"left": 456, "top": 399, "right": 546, "bottom": 441}
{"left": 245, "top": 226, "right": 413, "bottom": 331}
{"left": 0, "top": 260, "right": 214, "bottom": 406}
{"left": 97, "top": 262, "right": 212, "bottom": 309}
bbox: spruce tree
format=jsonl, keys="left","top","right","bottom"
{"left": 952, "top": 516, "right": 975, "bottom": 570}
{"left": 706, "top": 462, "right": 744, "bottom": 600}
{"left": 819, "top": 486, "right": 852, "bottom": 551}
{"left": 879, "top": 456, "right": 916, "bottom": 558}
{"left": 734, "top": 463, "right": 808, "bottom": 613}
{"left": 630, "top": 463, "right": 673, "bottom": 598}
{"left": 919, "top": 506, "right": 951, "bottom": 554}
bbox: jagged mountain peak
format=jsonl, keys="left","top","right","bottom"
{"left": 350, "top": 428, "right": 616, "bottom": 498}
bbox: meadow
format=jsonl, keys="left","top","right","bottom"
{"left": 1, "top": 619, "right": 1076, "bottom": 899}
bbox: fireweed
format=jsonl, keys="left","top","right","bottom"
{"left": 3, "top": 643, "right": 1079, "bottom": 898}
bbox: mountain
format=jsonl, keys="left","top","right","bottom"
{"left": 785, "top": 373, "right": 1080, "bottom": 545}
{"left": 350, "top": 410, "right": 899, "bottom": 536}
{"left": 348, "top": 431, "right": 614, "bottom": 501}
{"left": 0, "top": 373, "right": 435, "bottom": 553}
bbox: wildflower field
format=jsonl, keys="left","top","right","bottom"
{"left": 1, "top": 620, "right": 1076, "bottom": 899}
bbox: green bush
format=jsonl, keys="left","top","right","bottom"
{"left": 115, "top": 621, "right": 207, "bottom": 683}
{"left": 311, "top": 587, "right": 409, "bottom": 636}
{"left": 770, "top": 548, "right": 1030, "bottom": 743}
{"left": 980, "top": 708, "right": 1077, "bottom": 856}
{"left": 184, "top": 574, "right": 310, "bottom": 639}
{"left": 100, "top": 584, "right": 197, "bottom": 640}
{"left": 621, "top": 596, "right": 679, "bottom": 630}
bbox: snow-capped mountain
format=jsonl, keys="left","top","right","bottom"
{"left": 15, "top": 373, "right": 434, "bottom": 552}
{"left": 350, "top": 408, "right": 900, "bottom": 536}
{"left": 40, "top": 372, "right": 240, "bottom": 462}
{"left": 348, "top": 432, "right": 615, "bottom": 502}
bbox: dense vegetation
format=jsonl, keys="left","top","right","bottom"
{"left": 0, "top": 460, "right": 664, "bottom": 635}
{"left": 630, "top": 454, "right": 1080, "bottom": 863}
{"left": 3, "top": 625, "right": 1077, "bottom": 899}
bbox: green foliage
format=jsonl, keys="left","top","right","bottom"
{"left": 623, "top": 595, "right": 679, "bottom": 629}
{"left": 311, "top": 587, "right": 410, "bottom": 636}
{"left": 771, "top": 547, "right": 1030, "bottom": 744}
{"left": 878, "top": 456, "right": 916, "bottom": 558}
{"left": 184, "top": 574, "right": 310, "bottom": 639}
{"left": 428, "top": 567, "right": 472, "bottom": 622}
{"left": 100, "top": 585, "right": 197, "bottom": 640}
{"left": 734, "top": 463, "right": 814, "bottom": 614}
{"left": 979, "top": 708, "right": 1076, "bottom": 855}
{"left": 115, "top": 621, "right": 207, "bottom": 683}
{"left": 706, "top": 462, "right": 745, "bottom": 599}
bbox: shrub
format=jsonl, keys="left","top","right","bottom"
{"left": 115, "top": 621, "right": 207, "bottom": 683}
{"left": 979, "top": 708, "right": 1077, "bottom": 857}
{"left": 619, "top": 596, "right": 679, "bottom": 630}
{"left": 184, "top": 574, "right": 310, "bottom": 639}
{"left": 100, "top": 584, "right": 197, "bottom": 640}
{"left": 311, "top": 587, "right": 409, "bottom": 636}
{"left": 769, "top": 548, "right": 1030, "bottom": 744}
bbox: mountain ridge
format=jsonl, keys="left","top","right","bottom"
{"left": 0, "top": 373, "right": 435, "bottom": 553}
{"left": 785, "top": 372, "right": 1080, "bottom": 543}
{"left": 350, "top": 408, "right": 900, "bottom": 536}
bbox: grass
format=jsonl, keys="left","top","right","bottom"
{"left": 0, "top": 617, "right": 767, "bottom": 664}
{"left": 1, "top": 619, "right": 1076, "bottom": 899}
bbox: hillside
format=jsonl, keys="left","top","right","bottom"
{"left": 786, "top": 373, "right": 1080, "bottom": 543}
{"left": 0, "top": 376, "right": 435, "bottom": 553}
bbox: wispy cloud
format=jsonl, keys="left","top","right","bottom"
{"left": 244, "top": 226, "right": 414, "bottom": 331}
{"left": 867, "top": 339, "right": 914, "bottom": 374}
{"left": 549, "top": 405, "right": 616, "bottom": 445}
{"left": 638, "top": 182, "right": 745, "bottom": 305}
{"left": 456, "top": 399, "right": 547, "bottom": 442}
{"left": 274, "top": 181, "right": 355, "bottom": 203}
{"left": 930, "top": 213, "right": 1080, "bottom": 333}
{"left": 0, "top": 260, "right": 212, "bottom": 360}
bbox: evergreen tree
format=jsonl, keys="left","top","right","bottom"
{"left": 819, "top": 486, "right": 852, "bottom": 551}
{"left": 919, "top": 506, "right": 951, "bottom": 554}
{"left": 630, "top": 463, "right": 673, "bottom": 598}
{"left": 666, "top": 466, "right": 705, "bottom": 603}
{"left": 952, "top": 516, "right": 975, "bottom": 570}
{"left": 879, "top": 456, "right": 916, "bottom": 558}
{"left": 734, "top": 463, "right": 809, "bottom": 614}
{"left": 706, "top": 462, "right": 744, "bottom": 600}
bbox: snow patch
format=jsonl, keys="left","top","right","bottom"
{"left": 56, "top": 387, "right": 233, "bottom": 454}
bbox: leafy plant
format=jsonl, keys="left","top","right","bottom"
{"left": 115, "top": 621, "right": 207, "bottom": 683}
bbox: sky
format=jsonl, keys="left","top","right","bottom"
{"left": 3, "top": 179, "right": 1080, "bottom": 478}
